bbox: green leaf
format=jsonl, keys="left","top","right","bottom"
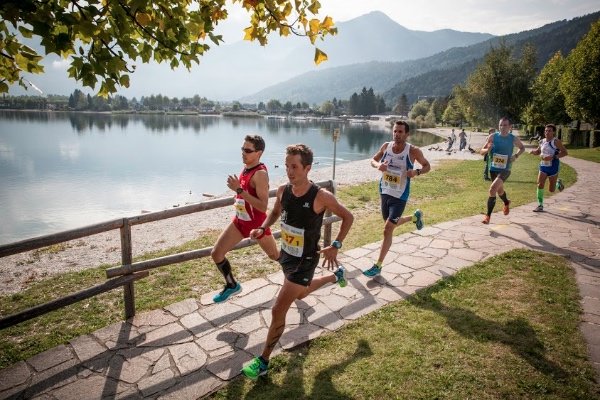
{"left": 18, "top": 26, "right": 33, "bottom": 39}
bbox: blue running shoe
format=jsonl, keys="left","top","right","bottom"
{"left": 213, "top": 282, "right": 241, "bottom": 303}
{"left": 242, "top": 356, "right": 268, "bottom": 380}
{"left": 334, "top": 266, "right": 347, "bottom": 287}
{"left": 413, "top": 209, "right": 424, "bottom": 230}
{"left": 557, "top": 178, "right": 564, "bottom": 192}
{"left": 363, "top": 264, "right": 381, "bottom": 277}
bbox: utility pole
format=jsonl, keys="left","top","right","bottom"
{"left": 332, "top": 128, "right": 340, "bottom": 180}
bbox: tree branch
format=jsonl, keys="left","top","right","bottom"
{"left": 116, "top": 0, "right": 191, "bottom": 56}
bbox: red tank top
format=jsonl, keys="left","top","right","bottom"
{"left": 233, "top": 163, "right": 268, "bottom": 222}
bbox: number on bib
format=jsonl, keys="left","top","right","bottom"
{"left": 491, "top": 153, "right": 508, "bottom": 169}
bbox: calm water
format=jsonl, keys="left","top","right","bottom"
{"left": 0, "top": 111, "right": 441, "bottom": 244}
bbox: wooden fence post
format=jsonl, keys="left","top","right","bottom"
{"left": 120, "top": 219, "right": 135, "bottom": 318}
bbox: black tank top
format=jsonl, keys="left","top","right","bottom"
{"left": 280, "top": 182, "right": 324, "bottom": 257}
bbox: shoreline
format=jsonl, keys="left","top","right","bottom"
{"left": 0, "top": 127, "right": 489, "bottom": 295}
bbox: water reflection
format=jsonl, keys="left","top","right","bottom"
{"left": 0, "top": 111, "right": 442, "bottom": 243}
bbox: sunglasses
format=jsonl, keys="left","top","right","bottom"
{"left": 241, "top": 147, "right": 257, "bottom": 154}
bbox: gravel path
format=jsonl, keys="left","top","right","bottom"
{"left": 0, "top": 127, "right": 490, "bottom": 295}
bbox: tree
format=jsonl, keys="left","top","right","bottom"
{"left": 408, "top": 99, "right": 430, "bottom": 120}
{"left": 348, "top": 93, "right": 360, "bottom": 115}
{"left": 0, "top": 0, "right": 337, "bottom": 96}
{"left": 560, "top": 20, "right": 600, "bottom": 126}
{"left": 266, "top": 99, "right": 281, "bottom": 113}
{"left": 431, "top": 97, "right": 448, "bottom": 123}
{"left": 442, "top": 98, "right": 466, "bottom": 126}
{"left": 454, "top": 42, "right": 537, "bottom": 126}
{"left": 393, "top": 94, "right": 409, "bottom": 116}
{"left": 528, "top": 51, "right": 570, "bottom": 125}
{"left": 319, "top": 100, "right": 334, "bottom": 115}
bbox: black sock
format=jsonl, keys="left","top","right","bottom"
{"left": 216, "top": 258, "right": 236, "bottom": 287}
{"left": 486, "top": 196, "right": 496, "bottom": 216}
{"left": 499, "top": 192, "right": 509, "bottom": 204}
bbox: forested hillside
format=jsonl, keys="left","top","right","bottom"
{"left": 242, "top": 11, "right": 599, "bottom": 105}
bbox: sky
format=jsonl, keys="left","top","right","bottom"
{"left": 217, "top": 0, "right": 599, "bottom": 39}
{"left": 8, "top": 0, "right": 599, "bottom": 99}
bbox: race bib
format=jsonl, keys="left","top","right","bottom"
{"left": 234, "top": 198, "right": 251, "bottom": 221}
{"left": 491, "top": 153, "right": 508, "bottom": 169}
{"left": 280, "top": 222, "right": 305, "bottom": 257}
{"left": 382, "top": 170, "right": 405, "bottom": 191}
{"left": 540, "top": 159, "right": 552, "bottom": 167}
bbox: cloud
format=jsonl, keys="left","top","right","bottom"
{"left": 51, "top": 59, "right": 70, "bottom": 69}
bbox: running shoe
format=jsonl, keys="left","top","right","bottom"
{"left": 533, "top": 205, "right": 544, "bottom": 212}
{"left": 557, "top": 179, "right": 564, "bottom": 192}
{"left": 482, "top": 215, "right": 490, "bottom": 225}
{"left": 503, "top": 200, "right": 510, "bottom": 215}
{"left": 334, "top": 266, "right": 347, "bottom": 287}
{"left": 413, "top": 209, "right": 424, "bottom": 230}
{"left": 213, "top": 282, "right": 241, "bottom": 303}
{"left": 363, "top": 264, "right": 381, "bottom": 277}
{"left": 241, "top": 356, "right": 268, "bottom": 380}
{"left": 484, "top": 176, "right": 491, "bottom": 181}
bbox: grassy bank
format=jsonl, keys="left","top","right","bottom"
{"left": 566, "top": 145, "right": 600, "bottom": 163}
{"left": 210, "top": 249, "right": 598, "bottom": 399}
{"left": 0, "top": 153, "right": 577, "bottom": 369}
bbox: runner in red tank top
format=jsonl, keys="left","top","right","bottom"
{"left": 210, "top": 135, "right": 279, "bottom": 303}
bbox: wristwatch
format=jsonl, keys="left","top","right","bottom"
{"left": 331, "top": 240, "right": 342, "bottom": 249}
{"left": 236, "top": 187, "right": 243, "bottom": 195}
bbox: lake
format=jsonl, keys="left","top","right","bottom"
{"left": 0, "top": 111, "right": 441, "bottom": 244}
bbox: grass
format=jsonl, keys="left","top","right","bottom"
{"left": 337, "top": 152, "right": 577, "bottom": 249}
{"left": 209, "top": 249, "right": 598, "bottom": 399}
{"left": 211, "top": 250, "right": 600, "bottom": 400}
{"left": 565, "top": 145, "right": 600, "bottom": 163}
{"left": 0, "top": 153, "right": 578, "bottom": 369}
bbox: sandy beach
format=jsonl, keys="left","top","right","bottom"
{"left": 0, "top": 126, "right": 489, "bottom": 295}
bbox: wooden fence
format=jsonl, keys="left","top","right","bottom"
{"left": 0, "top": 180, "right": 339, "bottom": 330}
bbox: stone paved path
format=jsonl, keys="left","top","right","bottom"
{"left": 1, "top": 155, "right": 599, "bottom": 399}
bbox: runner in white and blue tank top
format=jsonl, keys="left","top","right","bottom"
{"left": 379, "top": 139, "right": 413, "bottom": 201}
{"left": 479, "top": 117, "right": 525, "bottom": 224}
{"left": 363, "top": 120, "right": 432, "bottom": 278}
{"left": 529, "top": 124, "right": 568, "bottom": 212}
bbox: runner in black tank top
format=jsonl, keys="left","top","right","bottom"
{"left": 280, "top": 182, "right": 324, "bottom": 258}
{"left": 241, "top": 143, "right": 354, "bottom": 380}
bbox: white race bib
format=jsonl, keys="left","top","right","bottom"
{"left": 382, "top": 170, "right": 406, "bottom": 191}
{"left": 491, "top": 153, "right": 508, "bottom": 169}
{"left": 234, "top": 198, "right": 251, "bottom": 221}
{"left": 540, "top": 159, "right": 552, "bottom": 167}
{"left": 280, "top": 222, "right": 305, "bottom": 257}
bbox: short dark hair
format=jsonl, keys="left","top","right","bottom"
{"left": 499, "top": 116, "right": 512, "bottom": 125}
{"left": 545, "top": 124, "right": 556, "bottom": 132}
{"left": 394, "top": 120, "right": 410, "bottom": 133}
{"left": 286, "top": 143, "right": 313, "bottom": 167}
{"left": 244, "top": 134, "right": 265, "bottom": 152}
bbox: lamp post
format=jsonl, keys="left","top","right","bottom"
{"left": 332, "top": 128, "right": 340, "bottom": 180}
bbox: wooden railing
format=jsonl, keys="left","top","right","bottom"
{"left": 0, "top": 180, "right": 339, "bottom": 330}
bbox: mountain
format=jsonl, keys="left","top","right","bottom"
{"left": 241, "top": 11, "right": 600, "bottom": 105}
{"left": 9, "top": 11, "right": 492, "bottom": 101}
{"left": 313, "top": 11, "right": 494, "bottom": 67}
